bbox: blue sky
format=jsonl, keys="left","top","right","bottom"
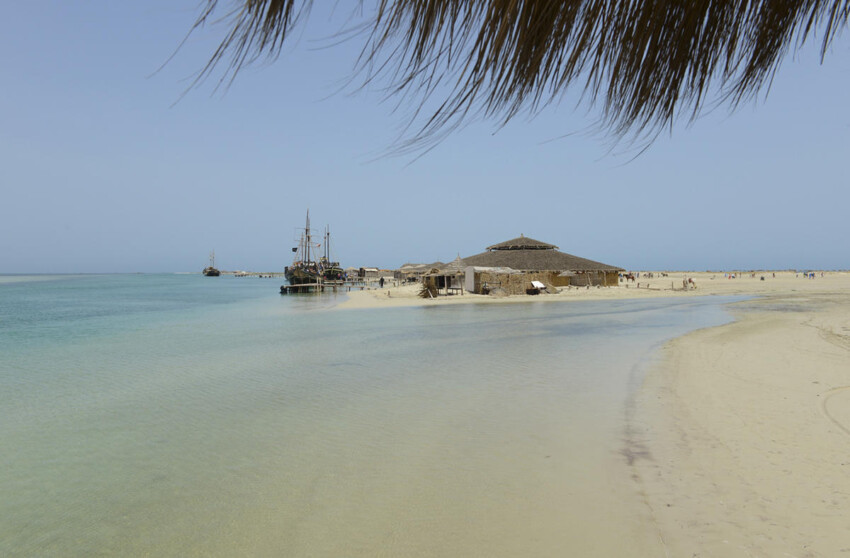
{"left": 2, "top": 2, "right": 848, "bottom": 273}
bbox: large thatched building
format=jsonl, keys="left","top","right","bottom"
{"left": 462, "top": 235, "right": 623, "bottom": 293}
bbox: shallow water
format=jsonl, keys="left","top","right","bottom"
{"left": 0, "top": 274, "right": 741, "bottom": 556}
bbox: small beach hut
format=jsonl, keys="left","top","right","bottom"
{"left": 439, "top": 256, "right": 466, "bottom": 294}
{"left": 422, "top": 256, "right": 466, "bottom": 296}
{"left": 464, "top": 266, "right": 523, "bottom": 294}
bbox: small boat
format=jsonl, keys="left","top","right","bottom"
{"left": 203, "top": 250, "right": 221, "bottom": 276}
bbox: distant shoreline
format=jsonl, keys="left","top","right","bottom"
{"left": 2, "top": 269, "right": 847, "bottom": 278}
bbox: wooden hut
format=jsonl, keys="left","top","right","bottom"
{"left": 464, "top": 266, "right": 524, "bottom": 295}
{"left": 422, "top": 257, "right": 466, "bottom": 296}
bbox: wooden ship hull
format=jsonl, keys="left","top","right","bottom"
{"left": 284, "top": 265, "right": 320, "bottom": 285}
{"left": 322, "top": 265, "right": 344, "bottom": 281}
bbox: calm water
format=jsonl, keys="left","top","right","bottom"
{"left": 1, "top": 274, "right": 740, "bottom": 556}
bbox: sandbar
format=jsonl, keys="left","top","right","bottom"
{"left": 630, "top": 273, "right": 850, "bottom": 556}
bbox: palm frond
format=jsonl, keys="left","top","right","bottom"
{"left": 194, "top": 0, "right": 849, "bottom": 149}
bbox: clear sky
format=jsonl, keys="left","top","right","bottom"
{"left": 2, "top": 2, "right": 848, "bottom": 273}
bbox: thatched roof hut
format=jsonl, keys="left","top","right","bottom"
{"left": 422, "top": 256, "right": 465, "bottom": 296}
{"left": 395, "top": 261, "right": 446, "bottom": 282}
{"left": 462, "top": 235, "right": 622, "bottom": 272}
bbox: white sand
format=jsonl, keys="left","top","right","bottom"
{"left": 630, "top": 274, "right": 850, "bottom": 556}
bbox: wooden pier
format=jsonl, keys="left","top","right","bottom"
{"left": 280, "top": 280, "right": 373, "bottom": 294}
{"left": 231, "top": 272, "right": 286, "bottom": 278}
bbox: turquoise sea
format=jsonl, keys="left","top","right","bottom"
{"left": 1, "top": 274, "right": 740, "bottom": 556}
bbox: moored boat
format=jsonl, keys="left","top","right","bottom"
{"left": 284, "top": 212, "right": 322, "bottom": 286}
{"left": 203, "top": 250, "right": 221, "bottom": 276}
{"left": 319, "top": 225, "right": 344, "bottom": 281}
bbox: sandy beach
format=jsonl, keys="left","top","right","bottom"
{"left": 342, "top": 271, "right": 850, "bottom": 555}
{"left": 337, "top": 270, "right": 849, "bottom": 310}
{"left": 631, "top": 277, "right": 850, "bottom": 557}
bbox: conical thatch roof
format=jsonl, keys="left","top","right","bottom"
{"left": 463, "top": 236, "right": 622, "bottom": 272}
{"left": 439, "top": 255, "right": 467, "bottom": 274}
{"left": 486, "top": 235, "right": 557, "bottom": 251}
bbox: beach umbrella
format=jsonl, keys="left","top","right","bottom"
{"left": 190, "top": 1, "right": 848, "bottom": 150}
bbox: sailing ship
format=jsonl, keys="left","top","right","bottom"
{"left": 284, "top": 212, "right": 322, "bottom": 285}
{"left": 203, "top": 250, "right": 221, "bottom": 276}
{"left": 284, "top": 212, "right": 344, "bottom": 287}
{"left": 319, "top": 226, "right": 344, "bottom": 282}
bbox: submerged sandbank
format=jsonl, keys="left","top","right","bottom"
{"left": 341, "top": 270, "right": 850, "bottom": 555}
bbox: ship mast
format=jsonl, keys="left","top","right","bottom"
{"left": 305, "top": 210, "right": 311, "bottom": 263}
{"left": 325, "top": 225, "right": 330, "bottom": 261}
{"left": 209, "top": 250, "right": 215, "bottom": 268}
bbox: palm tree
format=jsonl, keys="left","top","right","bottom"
{"left": 192, "top": 1, "right": 848, "bottom": 150}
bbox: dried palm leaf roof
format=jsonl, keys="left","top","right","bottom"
{"left": 400, "top": 261, "right": 445, "bottom": 272}
{"left": 464, "top": 236, "right": 622, "bottom": 271}
{"left": 399, "top": 262, "right": 427, "bottom": 270}
{"left": 462, "top": 248, "right": 622, "bottom": 272}
{"left": 437, "top": 255, "right": 467, "bottom": 274}
{"left": 192, "top": 1, "right": 848, "bottom": 150}
{"left": 486, "top": 235, "right": 557, "bottom": 251}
